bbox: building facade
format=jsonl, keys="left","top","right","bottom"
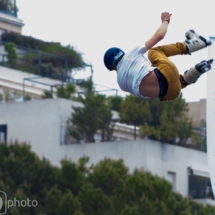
{"left": 0, "top": 98, "right": 213, "bottom": 206}
{"left": 187, "top": 99, "right": 206, "bottom": 126}
{"left": 0, "top": 0, "right": 24, "bottom": 36}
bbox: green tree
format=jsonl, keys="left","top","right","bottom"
{"left": 78, "top": 183, "right": 113, "bottom": 215}
{"left": 67, "top": 92, "right": 114, "bottom": 143}
{"left": 5, "top": 42, "right": 18, "bottom": 68}
{"left": 119, "top": 95, "right": 152, "bottom": 139}
{"left": 38, "top": 63, "right": 63, "bottom": 79}
{"left": 57, "top": 158, "right": 87, "bottom": 195}
{"left": 119, "top": 204, "right": 140, "bottom": 215}
{"left": 1, "top": 32, "right": 86, "bottom": 82}
{"left": 107, "top": 95, "right": 124, "bottom": 112}
{"left": 2, "top": 33, "right": 85, "bottom": 69}
{"left": 119, "top": 95, "right": 152, "bottom": 126}
{"left": 0, "top": 93, "right": 3, "bottom": 101}
{"left": 195, "top": 120, "right": 207, "bottom": 151}
{"left": 57, "top": 83, "right": 76, "bottom": 99}
{"left": 58, "top": 191, "right": 82, "bottom": 215}
{"left": 130, "top": 93, "right": 196, "bottom": 144}
{"left": 149, "top": 94, "right": 188, "bottom": 143}
{"left": 77, "top": 78, "right": 94, "bottom": 93}
{"left": 143, "top": 94, "right": 190, "bottom": 143}
{"left": 7, "top": 190, "right": 34, "bottom": 215}
{"left": 88, "top": 158, "right": 128, "bottom": 196}
{"left": 45, "top": 187, "right": 62, "bottom": 215}
{"left": 176, "top": 116, "right": 198, "bottom": 145}
{"left": 24, "top": 94, "right": 32, "bottom": 101}
{"left": 88, "top": 158, "right": 129, "bottom": 214}
{"left": 0, "top": 141, "right": 214, "bottom": 215}
{"left": 42, "top": 90, "right": 53, "bottom": 99}
{"left": 3, "top": 88, "right": 13, "bottom": 102}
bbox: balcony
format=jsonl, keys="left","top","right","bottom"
{"left": 0, "top": 0, "right": 18, "bottom": 17}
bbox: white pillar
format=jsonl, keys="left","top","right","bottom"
{"left": 207, "top": 37, "right": 215, "bottom": 194}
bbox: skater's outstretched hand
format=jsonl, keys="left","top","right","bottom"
{"left": 161, "top": 12, "right": 172, "bottom": 23}
{"left": 145, "top": 12, "right": 171, "bottom": 50}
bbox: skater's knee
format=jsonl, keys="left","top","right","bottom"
{"left": 148, "top": 49, "right": 157, "bottom": 62}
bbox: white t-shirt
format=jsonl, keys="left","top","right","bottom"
{"left": 117, "top": 46, "right": 156, "bottom": 99}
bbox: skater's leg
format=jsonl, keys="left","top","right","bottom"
{"left": 179, "top": 75, "right": 188, "bottom": 89}
{"left": 148, "top": 46, "right": 182, "bottom": 101}
{"left": 148, "top": 29, "right": 212, "bottom": 63}
{"left": 184, "top": 30, "right": 212, "bottom": 55}
{"left": 148, "top": 29, "right": 212, "bottom": 101}
{"left": 148, "top": 42, "right": 186, "bottom": 63}
{"left": 180, "top": 59, "right": 213, "bottom": 87}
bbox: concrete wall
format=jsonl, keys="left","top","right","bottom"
{"left": 0, "top": 98, "right": 74, "bottom": 152}
{"left": 0, "top": 97, "right": 138, "bottom": 146}
{"left": 0, "top": 65, "right": 93, "bottom": 100}
{"left": 56, "top": 140, "right": 208, "bottom": 197}
{"left": 0, "top": 65, "right": 62, "bottom": 98}
{"left": 0, "top": 12, "right": 24, "bottom": 34}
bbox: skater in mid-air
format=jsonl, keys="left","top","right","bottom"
{"left": 103, "top": 12, "right": 213, "bottom": 101}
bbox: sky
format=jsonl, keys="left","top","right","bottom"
{"left": 16, "top": 0, "right": 215, "bottom": 102}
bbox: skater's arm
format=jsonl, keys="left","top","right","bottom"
{"left": 145, "top": 12, "right": 172, "bottom": 50}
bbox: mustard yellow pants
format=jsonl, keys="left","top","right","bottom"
{"left": 148, "top": 42, "right": 187, "bottom": 101}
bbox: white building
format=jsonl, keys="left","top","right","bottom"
{"left": 207, "top": 36, "right": 215, "bottom": 203}
{"left": 0, "top": 1, "right": 24, "bottom": 36}
{"left": 0, "top": 65, "right": 62, "bottom": 99}
{"left": 0, "top": 98, "right": 214, "bottom": 206}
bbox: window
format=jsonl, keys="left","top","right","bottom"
{"left": 167, "top": 171, "right": 176, "bottom": 191}
{"left": 0, "top": 125, "right": 7, "bottom": 143}
{"left": 0, "top": 29, "right": 5, "bottom": 37}
{"left": 188, "top": 175, "right": 214, "bottom": 199}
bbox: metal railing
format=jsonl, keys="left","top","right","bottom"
{"left": 0, "top": 40, "right": 95, "bottom": 81}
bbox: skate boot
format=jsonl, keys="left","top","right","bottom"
{"left": 184, "top": 30, "right": 212, "bottom": 55}
{"left": 183, "top": 59, "right": 213, "bottom": 84}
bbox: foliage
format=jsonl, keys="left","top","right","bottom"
{"left": 0, "top": 88, "right": 21, "bottom": 102}
{"left": 120, "top": 94, "right": 198, "bottom": 145}
{"left": 0, "top": 0, "right": 18, "bottom": 14}
{"left": 119, "top": 95, "right": 152, "bottom": 126}
{"left": 67, "top": 92, "right": 114, "bottom": 143}
{"left": 57, "top": 84, "right": 76, "bottom": 100}
{"left": 24, "top": 94, "right": 32, "bottom": 101}
{"left": 5, "top": 42, "right": 18, "bottom": 67}
{"left": 0, "top": 92, "right": 3, "bottom": 101}
{"left": 3, "top": 88, "right": 13, "bottom": 102}
{"left": 1, "top": 32, "right": 84, "bottom": 68}
{"left": 195, "top": 120, "right": 207, "bottom": 151}
{"left": 38, "top": 63, "right": 63, "bottom": 79}
{"left": 42, "top": 90, "right": 53, "bottom": 99}
{"left": 1, "top": 32, "right": 86, "bottom": 81}
{"left": 0, "top": 141, "right": 214, "bottom": 215}
{"left": 176, "top": 116, "right": 198, "bottom": 145}
{"left": 78, "top": 183, "right": 112, "bottom": 215}
{"left": 107, "top": 95, "right": 124, "bottom": 112}
{"left": 76, "top": 78, "right": 94, "bottom": 93}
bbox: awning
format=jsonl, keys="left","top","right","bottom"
{"left": 188, "top": 166, "right": 210, "bottom": 178}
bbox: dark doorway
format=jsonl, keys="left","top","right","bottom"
{"left": 0, "top": 125, "right": 7, "bottom": 143}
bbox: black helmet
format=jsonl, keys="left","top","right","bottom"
{"left": 103, "top": 47, "right": 125, "bottom": 71}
